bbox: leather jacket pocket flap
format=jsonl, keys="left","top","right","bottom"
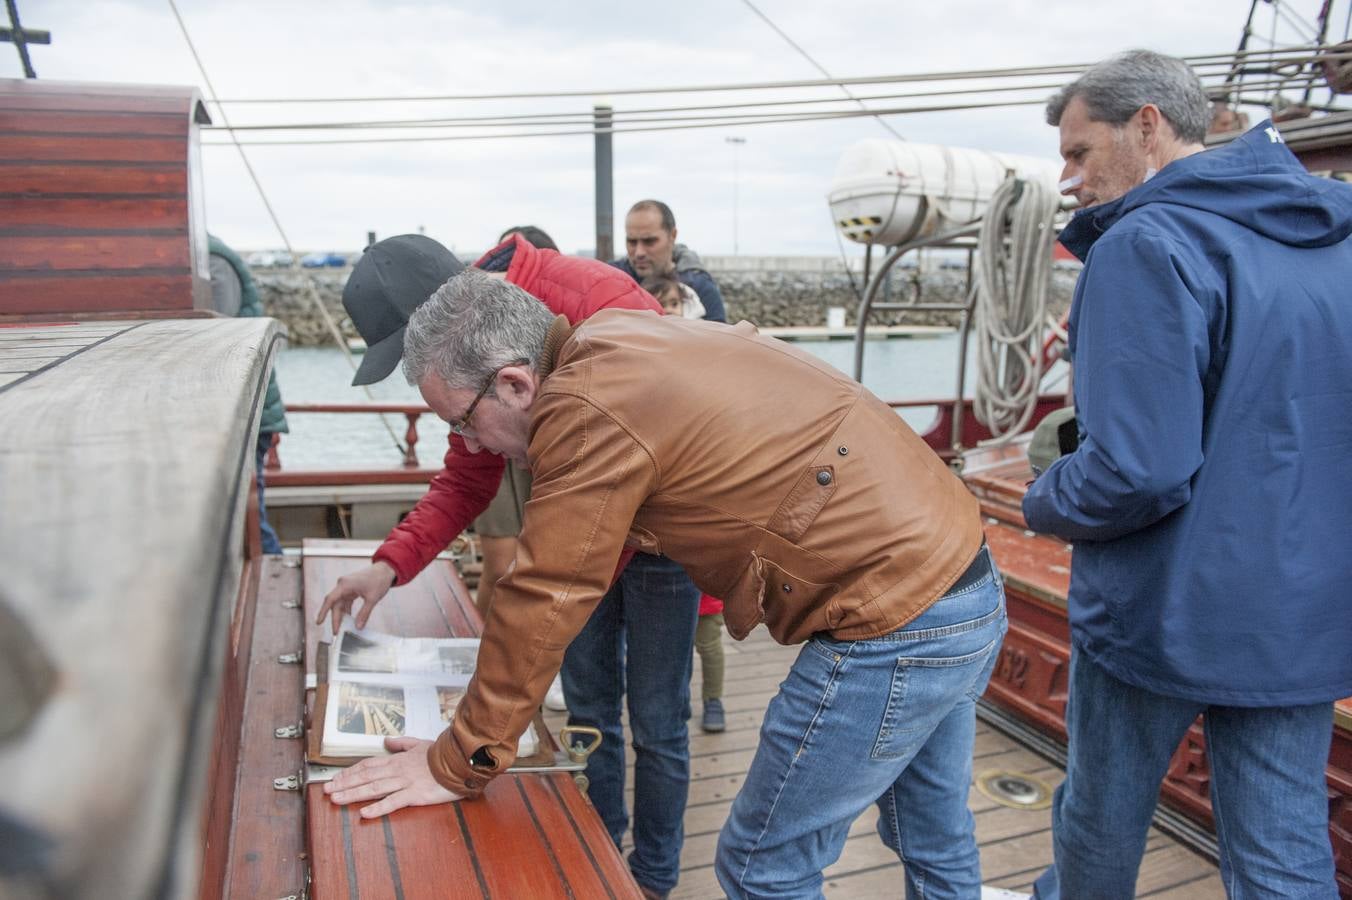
{"left": 625, "top": 524, "right": 661, "bottom": 555}
{"left": 722, "top": 555, "right": 767, "bottom": 640}
{"left": 758, "top": 558, "right": 840, "bottom": 642}
{"left": 766, "top": 465, "right": 836, "bottom": 544}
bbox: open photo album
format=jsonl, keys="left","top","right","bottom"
{"left": 318, "top": 621, "right": 538, "bottom": 761}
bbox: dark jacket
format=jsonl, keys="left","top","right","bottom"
{"left": 611, "top": 244, "right": 728, "bottom": 323}
{"left": 1023, "top": 121, "right": 1352, "bottom": 705}
{"left": 208, "top": 235, "right": 288, "bottom": 434}
{"left": 429, "top": 311, "right": 984, "bottom": 795}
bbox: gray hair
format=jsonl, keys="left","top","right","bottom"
{"left": 402, "top": 269, "right": 555, "bottom": 389}
{"left": 1046, "top": 49, "right": 1209, "bottom": 144}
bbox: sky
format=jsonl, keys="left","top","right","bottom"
{"left": 6, "top": 0, "right": 1348, "bottom": 258}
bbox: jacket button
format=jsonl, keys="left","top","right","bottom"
{"left": 837, "top": 446, "right": 848, "bottom": 456}
{"left": 782, "top": 583, "right": 793, "bottom": 593}
{"left": 816, "top": 471, "right": 832, "bottom": 485}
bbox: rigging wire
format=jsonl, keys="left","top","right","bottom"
{"left": 1270, "top": 0, "right": 1284, "bottom": 105}
{"left": 200, "top": 98, "right": 1051, "bottom": 146}
{"left": 202, "top": 46, "right": 1340, "bottom": 105}
{"left": 201, "top": 73, "right": 1323, "bottom": 134}
{"left": 209, "top": 97, "right": 1055, "bottom": 135}
{"left": 165, "top": 0, "right": 410, "bottom": 457}
{"left": 206, "top": 80, "right": 1082, "bottom": 132}
{"left": 737, "top": 0, "right": 904, "bottom": 140}
{"left": 1273, "top": 0, "right": 1319, "bottom": 39}
{"left": 832, "top": 224, "right": 865, "bottom": 305}
{"left": 198, "top": 72, "right": 1331, "bottom": 147}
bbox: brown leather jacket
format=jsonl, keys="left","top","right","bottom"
{"left": 429, "top": 311, "right": 983, "bottom": 795}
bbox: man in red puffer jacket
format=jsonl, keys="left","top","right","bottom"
{"left": 317, "top": 231, "right": 701, "bottom": 898}
{"left": 318, "top": 233, "right": 656, "bottom": 605}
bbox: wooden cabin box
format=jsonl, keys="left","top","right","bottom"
{"left": 0, "top": 78, "right": 214, "bottom": 318}
{"left": 0, "top": 316, "right": 282, "bottom": 898}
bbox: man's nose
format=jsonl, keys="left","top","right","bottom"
{"left": 1058, "top": 168, "right": 1084, "bottom": 196}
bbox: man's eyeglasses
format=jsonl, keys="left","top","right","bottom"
{"left": 448, "top": 361, "right": 525, "bottom": 436}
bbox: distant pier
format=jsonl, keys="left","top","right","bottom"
{"left": 761, "top": 324, "right": 952, "bottom": 341}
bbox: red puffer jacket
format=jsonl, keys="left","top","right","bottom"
{"left": 372, "top": 234, "right": 660, "bottom": 584}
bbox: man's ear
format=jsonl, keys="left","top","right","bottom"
{"left": 669, "top": 227, "right": 678, "bottom": 244}
{"left": 498, "top": 365, "right": 537, "bottom": 410}
{"left": 1136, "top": 103, "right": 1162, "bottom": 148}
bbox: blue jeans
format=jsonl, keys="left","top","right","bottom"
{"left": 716, "top": 547, "right": 1007, "bottom": 900}
{"left": 254, "top": 431, "right": 282, "bottom": 555}
{"left": 1033, "top": 649, "right": 1337, "bottom": 899}
{"left": 560, "top": 552, "right": 700, "bottom": 894}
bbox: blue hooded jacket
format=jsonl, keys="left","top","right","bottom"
{"left": 1023, "top": 121, "right": 1352, "bottom": 706}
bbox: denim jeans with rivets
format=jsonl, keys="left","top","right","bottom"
{"left": 716, "top": 547, "right": 1007, "bottom": 900}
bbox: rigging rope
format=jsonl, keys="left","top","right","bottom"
{"left": 166, "top": 0, "right": 410, "bottom": 458}
{"left": 204, "top": 46, "right": 1342, "bottom": 105}
{"left": 971, "top": 176, "right": 1061, "bottom": 444}
{"left": 737, "top": 0, "right": 904, "bottom": 140}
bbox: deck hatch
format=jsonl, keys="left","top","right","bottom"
{"left": 974, "top": 769, "right": 1053, "bottom": 810}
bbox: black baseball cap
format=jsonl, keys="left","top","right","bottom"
{"left": 342, "top": 234, "right": 465, "bottom": 385}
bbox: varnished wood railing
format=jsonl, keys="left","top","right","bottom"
{"left": 263, "top": 396, "right": 1069, "bottom": 487}
{"left": 264, "top": 403, "right": 441, "bottom": 487}
{"left": 887, "top": 394, "right": 1067, "bottom": 460}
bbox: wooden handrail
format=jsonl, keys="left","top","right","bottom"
{"left": 885, "top": 396, "right": 956, "bottom": 409}
{"left": 268, "top": 403, "right": 438, "bottom": 475}
{"left": 263, "top": 396, "right": 1066, "bottom": 480}
{"left": 283, "top": 402, "right": 432, "bottom": 415}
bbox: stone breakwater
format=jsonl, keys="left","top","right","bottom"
{"left": 713, "top": 267, "right": 1077, "bottom": 330}
{"left": 252, "top": 263, "right": 1077, "bottom": 347}
{"left": 253, "top": 268, "right": 353, "bottom": 348}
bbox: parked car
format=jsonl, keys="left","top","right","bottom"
{"left": 244, "top": 250, "right": 294, "bottom": 268}
{"left": 301, "top": 252, "right": 348, "bottom": 268}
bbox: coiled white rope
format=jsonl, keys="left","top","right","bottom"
{"left": 971, "top": 176, "right": 1061, "bottom": 443}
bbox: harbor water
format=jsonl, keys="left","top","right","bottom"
{"left": 271, "top": 332, "right": 1013, "bottom": 471}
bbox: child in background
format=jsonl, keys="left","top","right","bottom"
{"left": 641, "top": 273, "right": 705, "bottom": 320}
{"left": 641, "top": 273, "right": 726, "bottom": 732}
{"left": 694, "top": 593, "right": 725, "bottom": 732}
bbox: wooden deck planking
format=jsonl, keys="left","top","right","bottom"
{"left": 0, "top": 322, "right": 144, "bottom": 381}
{"left": 301, "top": 544, "right": 641, "bottom": 899}
{"left": 221, "top": 555, "right": 307, "bottom": 899}
{"left": 547, "top": 618, "right": 1224, "bottom": 898}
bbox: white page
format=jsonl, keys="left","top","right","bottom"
{"left": 322, "top": 619, "right": 536, "bottom": 759}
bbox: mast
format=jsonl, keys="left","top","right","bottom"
{"left": 1220, "top": 0, "right": 1264, "bottom": 106}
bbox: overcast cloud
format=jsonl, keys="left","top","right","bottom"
{"left": 7, "top": 0, "right": 1344, "bottom": 257}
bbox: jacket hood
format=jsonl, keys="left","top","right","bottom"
{"left": 1060, "top": 119, "right": 1352, "bottom": 260}
{"left": 672, "top": 243, "right": 710, "bottom": 274}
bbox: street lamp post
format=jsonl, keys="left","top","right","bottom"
{"left": 725, "top": 136, "right": 746, "bottom": 256}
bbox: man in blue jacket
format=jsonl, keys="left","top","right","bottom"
{"left": 611, "top": 198, "right": 727, "bottom": 323}
{"left": 1024, "top": 50, "right": 1351, "bottom": 898}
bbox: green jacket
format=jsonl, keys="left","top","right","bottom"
{"left": 208, "top": 235, "right": 288, "bottom": 434}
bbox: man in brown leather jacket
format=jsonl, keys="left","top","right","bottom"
{"left": 327, "top": 269, "right": 1008, "bottom": 899}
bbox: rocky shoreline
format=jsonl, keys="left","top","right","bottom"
{"left": 252, "top": 262, "right": 1077, "bottom": 347}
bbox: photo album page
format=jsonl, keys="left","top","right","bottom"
{"left": 320, "top": 621, "right": 538, "bottom": 760}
